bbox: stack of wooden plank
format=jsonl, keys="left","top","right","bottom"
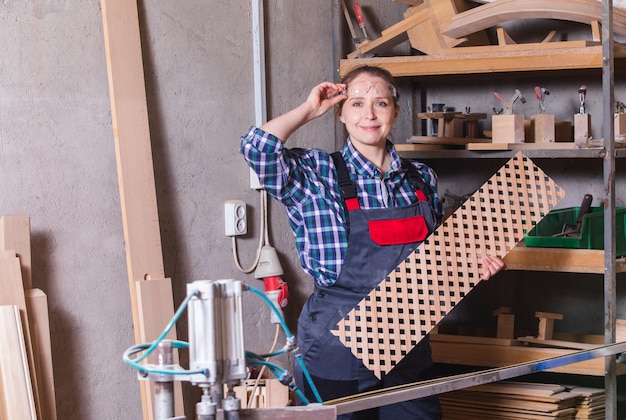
{"left": 440, "top": 381, "right": 604, "bottom": 419}
{"left": 571, "top": 387, "right": 605, "bottom": 420}
{"left": 0, "top": 214, "right": 57, "bottom": 419}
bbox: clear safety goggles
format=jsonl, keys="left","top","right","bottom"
{"left": 343, "top": 81, "right": 397, "bottom": 100}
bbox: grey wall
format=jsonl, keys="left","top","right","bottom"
{"left": 0, "top": 1, "right": 623, "bottom": 418}
{"left": 0, "top": 1, "right": 405, "bottom": 418}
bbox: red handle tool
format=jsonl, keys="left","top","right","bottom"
{"left": 353, "top": 2, "right": 369, "bottom": 39}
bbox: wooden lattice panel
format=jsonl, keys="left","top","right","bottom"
{"left": 330, "top": 152, "right": 566, "bottom": 379}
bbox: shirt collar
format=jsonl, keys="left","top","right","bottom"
{"left": 341, "top": 138, "right": 402, "bottom": 179}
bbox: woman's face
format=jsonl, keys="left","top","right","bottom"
{"left": 339, "top": 72, "right": 399, "bottom": 150}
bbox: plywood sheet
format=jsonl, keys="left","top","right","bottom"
{"left": 25, "top": 289, "right": 57, "bottom": 420}
{"left": 0, "top": 253, "right": 41, "bottom": 417}
{"left": 0, "top": 305, "right": 36, "bottom": 420}
{"left": 331, "top": 152, "right": 566, "bottom": 379}
{"left": 0, "top": 215, "right": 32, "bottom": 289}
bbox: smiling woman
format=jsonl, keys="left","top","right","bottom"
{"left": 239, "top": 65, "right": 505, "bottom": 420}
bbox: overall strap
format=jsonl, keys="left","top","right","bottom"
{"left": 400, "top": 158, "right": 433, "bottom": 204}
{"left": 331, "top": 151, "right": 360, "bottom": 211}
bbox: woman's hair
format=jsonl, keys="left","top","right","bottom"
{"left": 340, "top": 65, "right": 400, "bottom": 108}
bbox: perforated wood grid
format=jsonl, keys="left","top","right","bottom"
{"left": 330, "top": 152, "right": 566, "bottom": 379}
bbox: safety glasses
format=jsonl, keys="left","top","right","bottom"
{"left": 343, "top": 81, "right": 397, "bottom": 100}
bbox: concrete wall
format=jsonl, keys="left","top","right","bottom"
{"left": 0, "top": 1, "right": 404, "bottom": 418}
{"left": 0, "top": 1, "right": 623, "bottom": 418}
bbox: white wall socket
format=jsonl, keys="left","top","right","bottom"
{"left": 224, "top": 200, "right": 247, "bottom": 236}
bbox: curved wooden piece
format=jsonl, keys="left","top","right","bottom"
{"left": 443, "top": 0, "right": 626, "bottom": 39}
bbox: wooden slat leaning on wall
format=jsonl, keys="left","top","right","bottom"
{"left": 25, "top": 289, "right": 57, "bottom": 420}
{"left": 101, "top": 0, "right": 184, "bottom": 418}
{"left": 0, "top": 305, "right": 37, "bottom": 420}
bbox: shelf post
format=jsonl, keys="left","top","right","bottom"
{"left": 601, "top": 0, "right": 617, "bottom": 419}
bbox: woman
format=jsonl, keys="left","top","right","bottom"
{"left": 240, "top": 65, "right": 504, "bottom": 419}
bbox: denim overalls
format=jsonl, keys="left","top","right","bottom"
{"left": 294, "top": 152, "right": 442, "bottom": 419}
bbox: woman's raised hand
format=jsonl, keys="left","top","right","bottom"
{"left": 305, "top": 82, "right": 346, "bottom": 119}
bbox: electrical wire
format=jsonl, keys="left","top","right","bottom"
{"left": 247, "top": 323, "right": 281, "bottom": 408}
{"left": 246, "top": 285, "right": 323, "bottom": 404}
{"left": 232, "top": 189, "right": 268, "bottom": 273}
{"left": 263, "top": 188, "right": 270, "bottom": 245}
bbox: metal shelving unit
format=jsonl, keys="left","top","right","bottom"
{"left": 333, "top": 0, "right": 621, "bottom": 417}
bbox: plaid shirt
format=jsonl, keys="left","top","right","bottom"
{"left": 240, "top": 126, "right": 443, "bottom": 287}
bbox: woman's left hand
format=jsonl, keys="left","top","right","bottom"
{"left": 480, "top": 255, "right": 506, "bottom": 280}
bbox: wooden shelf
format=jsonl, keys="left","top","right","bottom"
{"left": 431, "top": 339, "right": 626, "bottom": 376}
{"left": 396, "top": 143, "right": 607, "bottom": 159}
{"left": 339, "top": 44, "right": 626, "bottom": 78}
{"left": 504, "top": 244, "right": 626, "bottom": 274}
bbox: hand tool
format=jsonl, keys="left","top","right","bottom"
{"left": 353, "top": 2, "right": 369, "bottom": 40}
{"left": 578, "top": 85, "right": 587, "bottom": 114}
{"left": 340, "top": 0, "right": 374, "bottom": 57}
{"left": 552, "top": 193, "right": 593, "bottom": 237}
{"left": 535, "top": 86, "right": 550, "bottom": 114}
{"left": 494, "top": 89, "right": 525, "bottom": 114}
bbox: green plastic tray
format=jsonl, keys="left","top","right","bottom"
{"left": 524, "top": 206, "right": 626, "bottom": 256}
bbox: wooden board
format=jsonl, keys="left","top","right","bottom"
{"left": 407, "top": 136, "right": 492, "bottom": 145}
{"left": 0, "top": 215, "right": 32, "bottom": 289}
{"left": 467, "top": 142, "right": 577, "bottom": 151}
{"left": 442, "top": 0, "right": 626, "bottom": 39}
{"left": 331, "top": 152, "right": 566, "bottom": 379}
{"left": 0, "top": 305, "right": 36, "bottom": 420}
{"left": 101, "top": 0, "right": 182, "bottom": 417}
{"left": 504, "top": 245, "right": 626, "bottom": 274}
{"left": 431, "top": 333, "right": 519, "bottom": 346}
{"left": 25, "top": 289, "right": 57, "bottom": 420}
{"left": 430, "top": 341, "right": 626, "bottom": 375}
{"left": 0, "top": 252, "right": 41, "bottom": 418}
{"left": 338, "top": 43, "right": 626, "bottom": 78}
{"left": 440, "top": 381, "right": 604, "bottom": 419}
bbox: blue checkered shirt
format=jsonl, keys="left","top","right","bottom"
{"left": 240, "top": 126, "right": 443, "bottom": 287}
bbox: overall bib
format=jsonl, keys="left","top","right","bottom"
{"left": 294, "top": 153, "right": 442, "bottom": 419}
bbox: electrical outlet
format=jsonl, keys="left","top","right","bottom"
{"left": 225, "top": 200, "right": 247, "bottom": 236}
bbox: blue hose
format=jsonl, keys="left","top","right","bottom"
{"left": 120, "top": 282, "right": 324, "bottom": 404}
{"left": 245, "top": 285, "right": 323, "bottom": 404}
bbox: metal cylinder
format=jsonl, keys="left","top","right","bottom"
{"left": 153, "top": 340, "right": 174, "bottom": 419}
{"left": 187, "top": 280, "right": 220, "bottom": 385}
{"left": 216, "top": 280, "right": 247, "bottom": 384}
{"left": 196, "top": 392, "right": 217, "bottom": 420}
{"left": 222, "top": 391, "right": 241, "bottom": 420}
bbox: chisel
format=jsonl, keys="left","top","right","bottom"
{"left": 353, "top": 2, "right": 369, "bottom": 40}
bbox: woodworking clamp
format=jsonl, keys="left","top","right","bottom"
{"left": 353, "top": 2, "right": 369, "bottom": 40}
{"left": 535, "top": 86, "right": 550, "bottom": 114}
{"left": 578, "top": 85, "right": 587, "bottom": 114}
{"left": 493, "top": 89, "right": 526, "bottom": 115}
